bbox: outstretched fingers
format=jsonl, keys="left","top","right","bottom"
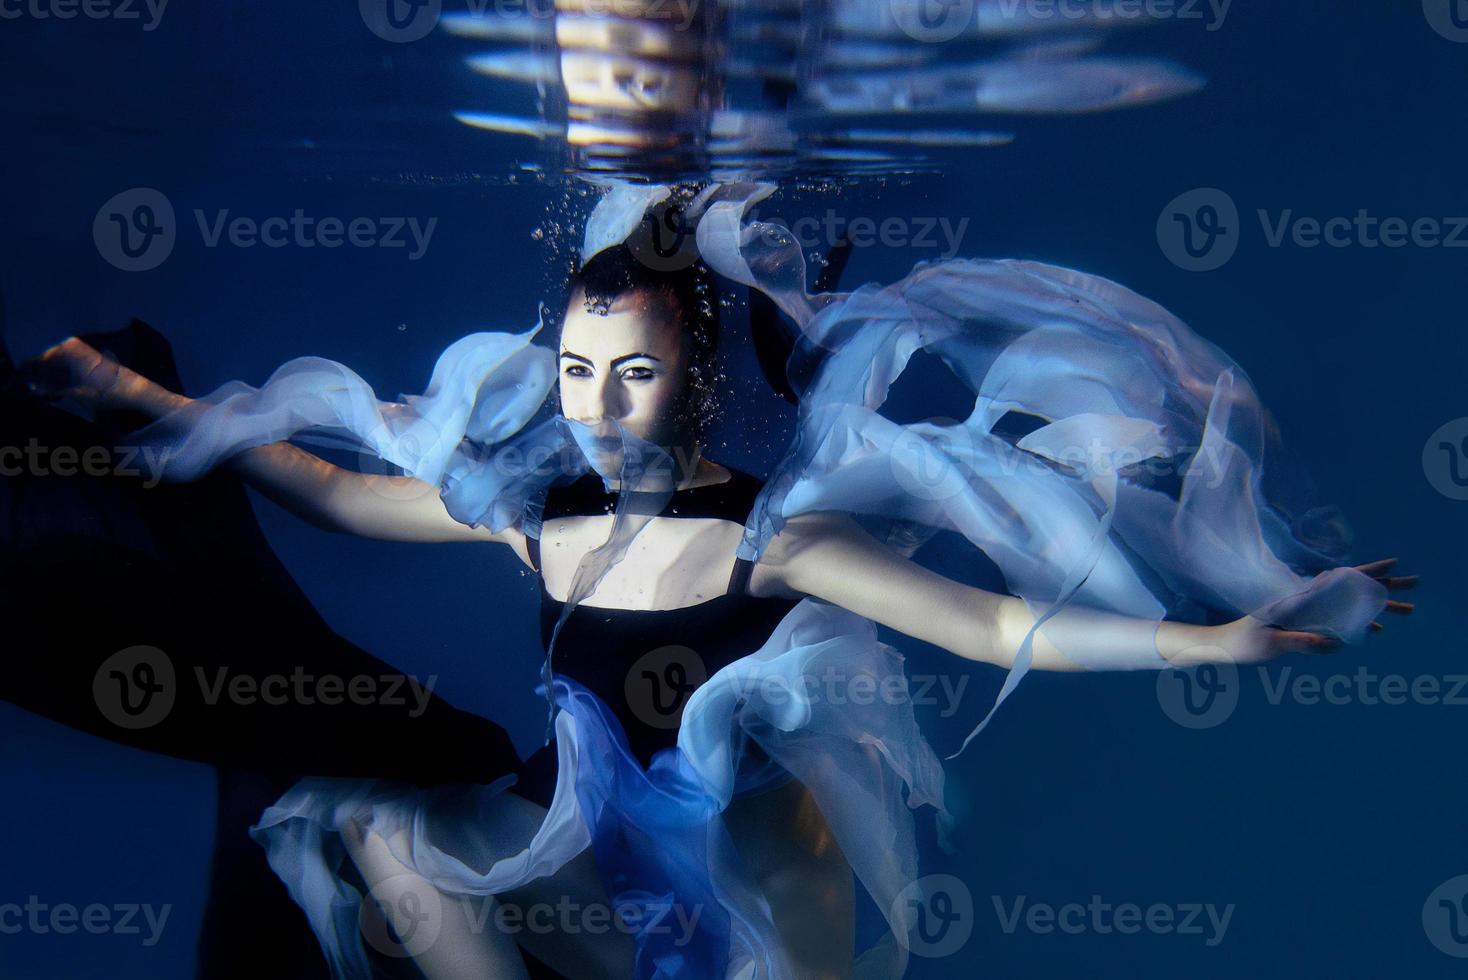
{"left": 1355, "top": 560, "right": 1420, "bottom": 595}
{"left": 1274, "top": 629, "right": 1343, "bottom": 657}
{"left": 1355, "top": 558, "right": 1399, "bottom": 577}
{"left": 1351, "top": 559, "right": 1419, "bottom": 631}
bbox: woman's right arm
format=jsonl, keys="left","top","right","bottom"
{"left": 25, "top": 337, "right": 530, "bottom": 556}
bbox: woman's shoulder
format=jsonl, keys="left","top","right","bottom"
{"left": 671, "top": 462, "right": 764, "bottom": 522}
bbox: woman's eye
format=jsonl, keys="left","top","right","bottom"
{"left": 621, "top": 367, "right": 655, "bottom": 381}
{"left": 562, "top": 365, "right": 591, "bottom": 378}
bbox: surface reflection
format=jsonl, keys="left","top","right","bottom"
{"left": 442, "top": 0, "right": 1204, "bottom": 179}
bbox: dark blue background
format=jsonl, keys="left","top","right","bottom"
{"left": 1, "top": 1, "right": 1464, "bottom": 977}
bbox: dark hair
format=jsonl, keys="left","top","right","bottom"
{"left": 561, "top": 242, "right": 722, "bottom": 438}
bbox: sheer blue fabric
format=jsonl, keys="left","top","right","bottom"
{"left": 128, "top": 324, "right": 560, "bottom": 531}
{"left": 247, "top": 599, "right": 940, "bottom": 979}
{"left": 121, "top": 179, "right": 1389, "bottom": 978}
{"left": 696, "top": 184, "right": 1387, "bottom": 749}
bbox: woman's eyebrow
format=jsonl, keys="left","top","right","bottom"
{"left": 557, "top": 351, "right": 663, "bottom": 367}
{"left": 611, "top": 352, "right": 662, "bottom": 367}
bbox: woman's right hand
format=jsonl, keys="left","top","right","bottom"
{"left": 22, "top": 336, "right": 139, "bottom": 413}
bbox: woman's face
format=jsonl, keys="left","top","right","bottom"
{"left": 557, "top": 287, "right": 693, "bottom": 461}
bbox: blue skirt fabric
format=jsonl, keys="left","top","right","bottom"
{"left": 248, "top": 599, "right": 942, "bottom": 979}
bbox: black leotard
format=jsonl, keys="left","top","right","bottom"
{"left": 523, "top": 467, "right": 801, "bottom": 769}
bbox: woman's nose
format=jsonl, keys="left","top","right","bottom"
{"left": 571, "top": 377, "right": 627, "bottom": 424}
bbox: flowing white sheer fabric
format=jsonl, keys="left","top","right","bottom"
{"left": 121, "top": 180, "right": 1387, "bottom": 978}
{"left": 695, "top": 184, "right": 1386, "bottom": 749}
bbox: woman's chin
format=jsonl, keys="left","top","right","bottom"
{"left": 585, "top": 447, "right": 625, "bottom": 479}
{"left": 584, "top": 446, "right": 687, "bottom": 489}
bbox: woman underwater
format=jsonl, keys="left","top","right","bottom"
{"left": 26, "top": 183, "right": 1414, "bottom": 979}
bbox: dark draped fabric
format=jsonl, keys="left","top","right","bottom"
{"left": 1, "top": 317, "right": 524, "bottom": 979}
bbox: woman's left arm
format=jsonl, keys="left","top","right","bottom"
{"left": 754, "top": 513, "right": 1415, "bottom": 671}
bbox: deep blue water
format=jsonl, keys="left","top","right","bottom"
{"left": 1, "top": 2, "right": 1466, "bottom": 977}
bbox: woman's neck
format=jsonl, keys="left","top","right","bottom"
{"left": 679, "top": 452, "right": 732, "bottom": 490}
{"left": 602, "top": 445, "right": 729, "bottom": 491}
{"left": 675, "top": 443, "right": 705, "bottom": 488}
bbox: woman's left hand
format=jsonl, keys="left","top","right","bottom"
{"left": 1182, "top": 559, "right": 1417, "bottom": 667}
